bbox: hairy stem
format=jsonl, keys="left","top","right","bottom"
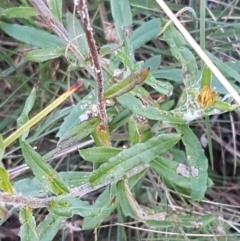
{"left": 1, "top": 165, "right": 148, "bottom": 208}
{"left": 76, "top": 0, "right": 107, "bottom": 123}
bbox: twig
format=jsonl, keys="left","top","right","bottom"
{"left": 75, "top": 0, "right": 107, "bottom": 123}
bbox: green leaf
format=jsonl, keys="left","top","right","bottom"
{"left": 110, "top": 0, "right": 133, "bottom": 61}
{"left": 36, "top": 213, "right": 65, "bottom": 241}
{"left": 200, "top": 65, "right": 212, "bottom": 88}
{"left": 14, "top": 177, "right": 50, "bottom": 198}
{"left": 104, "top": 68, "right": 150, "bottom": 99}
{"left": 2, "top": 7, "right": 37, "bottom": 18}
{"left": 89, "top": 133, "right": 181, "bottom": 186}
{"left": 0, "top": 22, "right": 65, "bottom": 49}
{"left": 57, "top": 91, "right": 95, "bottom": 138}
{"left": 100, "top": 43, "right": 122, "bottom": 56}
{"left": 19, "top": 207, "right": 39, "bottom": 241}
{"left": 109, "top": 108, "right": 131, "bottom": 132}
{"left": 117, "top": 180, "right": 137, "bottom": 218}
{"left": 47, "top": 0, "right": 62, "bottom": 22}
{"left": 128, "top": 116, "right": 141, "bottom": 145}
{"left": 145, "top": 213, "right": 215, "bottom": 228}
{"left": 25, "top": 48, "right": 65, "bottom": 62}
{"left": 152, "top": 68, "right": 240, "bottom": 94}
{"left": 145, "top": 73, "right": 173, "bottom": 96}
{"left": 45, "top": 118, "right": 99, "bottom": 162}
{"left": 66, "top": 12, "right": 89, "bottom": 58}
{"left": 131, "top": 18, "right": 161, "bottom": 50}
{"left": 58, "top": 171, "right": 91, "bottom": 188}
{"left": 82, "top": 186, "right": 118, "bottom": 230}
{"left": 151, "top": 156, "right": 190, "bottom": 194}
{"left": 115, "top": 50, "right": 133, "bottom": 70}
{"left": 58, "top": 117, "right": 100, "bottom": 145}
{"left": 0, "top": 167, "right": 13, "bottom": 194}
{"left": 212, "top": 100, "right": 238, "bottom": 111}
{"left": 79, "top": 147, "right": 121, "bottom": 162}
{"left": 17, "top": 85, "right": 37, "bottom": 139}
{"left": 117, "top": 93, "right": 185, "bottom": 123}
{"left": 20, "top": 140, "right": 70, "bottom": 195}
{"left": 48, "top": 197, "right": 99, "bottom": 217}
{"left": 14, "top": 171, "right": 91, "bottom": 198}
{"left": 163, "top": 22, "right": 198, "bottom": 87}
{"left": 143, "top": 55, "right": 161, "bottom": 71}
{"left": 152, "top": 69, "right": 183, "bottom": 83}
{"left": 173, "top": 124, "right": 209, "bottom": 201}
{"left": 83, "top": 169, "right": 146, "bottom": 230}
{"left": 207, "top": 50, "right": 240, "bottom": 83}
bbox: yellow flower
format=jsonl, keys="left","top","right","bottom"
{"left": 197, "top": 84, "right": 218, "bottom": 107}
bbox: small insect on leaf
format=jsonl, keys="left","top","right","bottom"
{"left": 196, "top": 84, "right": 218, "bottom": 107}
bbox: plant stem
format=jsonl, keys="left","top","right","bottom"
{"left": 76, "top": 0, "right": 107, "bottom": 124}
{"left": 1, "top": 164, "right": 148, "bottom": 208}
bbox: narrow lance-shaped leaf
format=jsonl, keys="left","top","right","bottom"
{"left": 36, "top": 213, "right": 66, "bottom": 241}
{"left": 145, "top": 213, "right": 215, "bottom": 229}
{"left": 20, "top": 139, "right": 70, "bottom": 195}
{"left": 19, "top": 207, "right": 39, "bottom": 241}
{"left": 17, "top": 85, "right": 37, "bottom": 139}
{"left": 131, "top": 18, "right": 161, "bottom": 51}
{"left": 25, "top": 47, "right": 65, "bottom": 63}
{"left": 79, "top": 147, "right": 121, "bottom": 163}
{"left": 110, "top": 0, "right": 134, "bottom": 61}
{"left": 100, "top": 43, "right": 122, "bottom": 56}
{"left": 128, "top": 115, "right": 141, "bottom": 145}
{"left": 117, "top": 93, "right": 185, "bottom": 124}
{"left": 2, "top": 7, "right": 37, "bottom": 18}
{"left": 66, "top": 12, "right": 89, "bottom": 59}
{"left": 163, "top": 21, "right": 198, "bottom": 87}
{"left": 82, "top": 186, "right": 117, "bottom": 230}
{"left": 151, "top": 156, "right": 191, "bottom": 194}
{"left": 83, "top": 169, "right": 146, "bottom": 230}
{"left": 173, "top": 124, "right": 209, "bottom": 201}
{"left": 145, "top": 73, "right": 173, "bottom": 96}
{"left": 57, "top": 91, "right": 95, "bottom": 138}
{"left": 104, "top": 68, "right": 150, "bottom": 99}
{"left": 48, "top": 197, "right": 101, "bottom": 217}
{"left": 47, "top": 0, "right": 62, "bottom": 23}
{"left": 212, "top": 100, "right": 238, "bottom": 111}
{"left": 58, "top": 117, "right": 100, "bottom": 145}
{"left": 89, "top": 133, "right": 181, "bottom": 186}
{"left": 44, "top": 118, "right": 100, "bottom": 161}
{"left": 115, "top": 50, "right": 133, "bottom": 70}
{"left": 117, "top": 180, "right": 137, "bottom": 219}
{"left": 207, "top": 50, "right": 240, "bottom": 83}
{"left": 0, "top": 22, "right": 65, "bottom": 49}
